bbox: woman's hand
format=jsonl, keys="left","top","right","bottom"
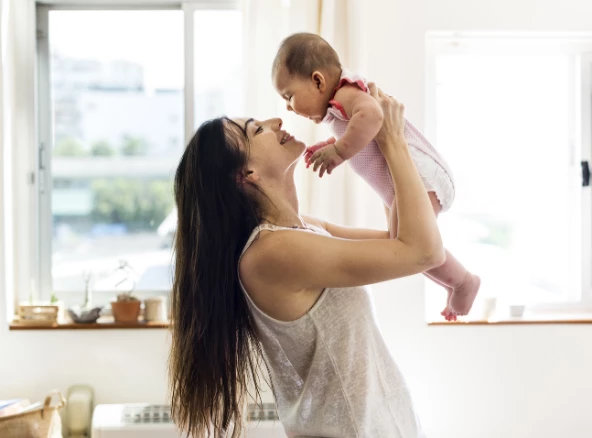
{"left": 367, "top": 82, "right": 406, "bottom": 156}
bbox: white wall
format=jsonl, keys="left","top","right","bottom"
{"left": 360, "top": 0, "right": 592, "bottom": 437}
{"left": 2, "top": 1, "right": 592, "bottom": 438}
{"left": 373, "top": 278, "right": 592, "bottom": 438}
{"left": 0, "top": 328, "right": 171, "bottom": 404}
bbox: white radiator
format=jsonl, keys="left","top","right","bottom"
{"left": 91, "top": 403, "right": 286, "bottom": 438}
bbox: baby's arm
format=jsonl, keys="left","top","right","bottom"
{"left": 332, "top": 85, "right": 384, "bottom": 159}
{"left": 307, "top": 85, "right": 384, "bottom": 177}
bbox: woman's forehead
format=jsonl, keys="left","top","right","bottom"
{"left": 224, "top": 118, "right": 250, "bottom": 149}
{"left": 226, "top": 117, "right": 251, "bottom": 133}
{"left": 227, "top": 117, "right": 260, "bottom": 139}
{"left": 233, "top": 117, "right": 249, "bottom": 124}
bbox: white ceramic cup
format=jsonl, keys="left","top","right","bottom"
{"left": 144, "top": 296, "right": 168, "bottom": 322}
{"left": 509, "top": 304, "right": 525, "bottom": 317}
{"left": 481, "top": 297, "right": 497, "bottom": 320}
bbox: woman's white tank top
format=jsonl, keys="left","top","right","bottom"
{"left": 238, "top": 224, "right": 426, "bottom": 437}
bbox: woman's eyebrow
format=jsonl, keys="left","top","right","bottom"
{"left": 244, "top": 118, "right": 255, "bottom": 132}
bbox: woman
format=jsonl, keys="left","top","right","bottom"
{"left": 169, "top": 84, "right": 444, "bottom": 438}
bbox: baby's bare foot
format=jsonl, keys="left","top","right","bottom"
{"left": 440, "top": 287, "right": 457, "bottom": 322}
{"left": 449, "top": 273, "right": 481, "bottom": 315}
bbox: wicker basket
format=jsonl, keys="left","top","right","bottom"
{"left": 17, "top": 304, "right": 60, "bottom": 325}
{"left": 0, "top": 391, "right": 66, "bottom": 438}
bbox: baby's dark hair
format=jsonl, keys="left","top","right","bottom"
{"left": 272, "top": 32, "right": 341, "bottom": 80}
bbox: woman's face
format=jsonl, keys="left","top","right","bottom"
{"left": 227, "top": 117, "right": 306, "bottom": 181}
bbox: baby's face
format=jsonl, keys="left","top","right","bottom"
{"left": 273, "top": 66, "right": 329, "bottom": 124}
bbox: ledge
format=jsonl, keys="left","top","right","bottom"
{"left": 428, "top": 314, "right": 592, "bottom": 326}
{"left": 9, "top": 316, "right": 170, "bottom": 330}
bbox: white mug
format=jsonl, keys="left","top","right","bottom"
{"left": 144, "top": 296, "right": 168, "bottom": 322}
{"left": 481, "top": 297, "right": 497, "bottom": 320}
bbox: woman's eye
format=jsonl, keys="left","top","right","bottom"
{"left": 255, "top": 126, "right": 263, "bottom": 134}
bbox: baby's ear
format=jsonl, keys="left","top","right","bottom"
{"left": 312, "top": 71, "right": 326, "bottom": 92}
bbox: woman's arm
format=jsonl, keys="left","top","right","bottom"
{"left": 242, "top": 229, "right": 441, "bottom": 290}
{"left": 374, "top": 83, "right": 442, "bottom": 256}
{"left": 302, "top": 215, "right": 389, "bottom": 240}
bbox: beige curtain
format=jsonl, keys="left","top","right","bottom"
{"left": 242, "top": 0, "right": 378, "bottom": 227}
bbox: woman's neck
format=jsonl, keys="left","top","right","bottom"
{"left": 258, "top": 177, "right": 304, "bottom": 228}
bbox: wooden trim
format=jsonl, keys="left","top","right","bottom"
{"left": 9, "top": 317, "right": 170, "bottom": 330}
{"left": 429, "top": 318, "right": 592, "bottom": 326}
{"left": 12, "top": 317, "right": 592, "bottom": 330}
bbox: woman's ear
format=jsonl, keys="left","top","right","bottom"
{"left": 312, "top": 71, "right": 326, "bottom": 93}
{"left": 236, "top": 169, "right": 259, "bottom": 186}
{"left": 245, "top": 169, "right": 260, "bottom": 183}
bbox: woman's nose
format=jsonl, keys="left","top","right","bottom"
{"left": 271, "top": 118, "right": 283, "bottom": 131}
{"left": 286, "top": 102, "right": 294, "bottom": 112}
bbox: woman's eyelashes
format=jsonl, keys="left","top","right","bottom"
{"left": 255, "top": 126, "right": 263, "bottom": 135}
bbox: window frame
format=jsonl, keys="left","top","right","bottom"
{"left": 579, "top": 52, "right": 592, "bottom": 305}
{"left": 33, "top": 0, "right": 240, "bottom": 303}
{"left": 425, "top": 32, "right": 592, "bottom": 311}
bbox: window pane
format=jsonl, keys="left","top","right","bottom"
{"left": 194, "top": 10, "right": 243, "bottom": 128}
{"left": 49, "top": 10, "right": 183, "bottom": 302}
{"left": 426, "top": 54, "right": 580, "bottom": 317}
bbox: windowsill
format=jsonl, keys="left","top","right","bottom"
{"left": 428, "top": 314, "right": 592, "bottom": 326}
{"left": 9, "top": 316, "right": 169, "bottom": 330}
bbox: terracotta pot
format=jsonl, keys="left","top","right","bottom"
{"left": 111, "top": 300, "right": 141, "bottom": 323}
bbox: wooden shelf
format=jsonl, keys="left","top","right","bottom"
{"left": 428, "top": 317, "right": 592, "bottom": 326}
{"left": 9, "top": 316, "right": 170, "bottom": 330}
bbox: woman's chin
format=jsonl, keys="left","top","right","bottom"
{"left": 284, "top": 137, "right": 306, "bottom": 150}
{"left": 288, "top": 142, "right": 306, "bottom": 164}
{"left": 295, "top": 141, "right": 307, "bottom": 154}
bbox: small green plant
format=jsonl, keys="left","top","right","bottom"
{"left": 50, "top": 292, "right": 59, "bottom": 303}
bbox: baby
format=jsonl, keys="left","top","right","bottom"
{"left": 272, "top": 33, "right": 480, "bottom": 320}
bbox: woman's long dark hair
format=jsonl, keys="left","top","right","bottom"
{"left": 169, "top": 118, "right": 264, "bottom": 437}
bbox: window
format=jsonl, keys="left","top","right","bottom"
{"left": 425, "top": 34, "right": 592, "bottom": 319}
{"left": 36, "top": 2, "right": 243, "bottom": 307}
{"left": 193, "top": 9, "right": 243, "bottom": 129}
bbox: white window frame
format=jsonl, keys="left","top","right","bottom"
{"left": 31, "top": 0, "right": 240, "bottom": 303}
{"left": 579, "top": 52, "right": 592, "bottom": 305}
{"left": 425, "top": 32, "right": 592, "bottom": 312}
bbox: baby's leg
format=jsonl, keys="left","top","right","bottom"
{"left": 424, "top": 192, "right": 480, "bottom": 316}
{"left": 384, "top": 200, "right": 456, "bottom": 320}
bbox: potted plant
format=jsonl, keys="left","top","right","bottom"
{"left": 109, "top": 261, "right": 141, "bottom": 323}
{"left": 111, "top": 290, "right": 141, "bottom": 323}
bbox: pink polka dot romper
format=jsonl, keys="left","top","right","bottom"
{"left": 322, "top": 69, "right": 456, "bottom": 211}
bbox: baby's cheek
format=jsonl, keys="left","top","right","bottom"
{"left": 297, "top": 100, "right": 313, "bottom": 116}
{"left": 294, "top": 101, "right": 306, "bottom": 114}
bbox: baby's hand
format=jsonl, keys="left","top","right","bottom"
{"left": 308, "top": 145, "right": 344, "bottom": 177}
{"left": 304, "top": 138, "right": 344, "bottom": 178}
{"left": 305, "top": 137, "right": 336, "bottom": 158}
